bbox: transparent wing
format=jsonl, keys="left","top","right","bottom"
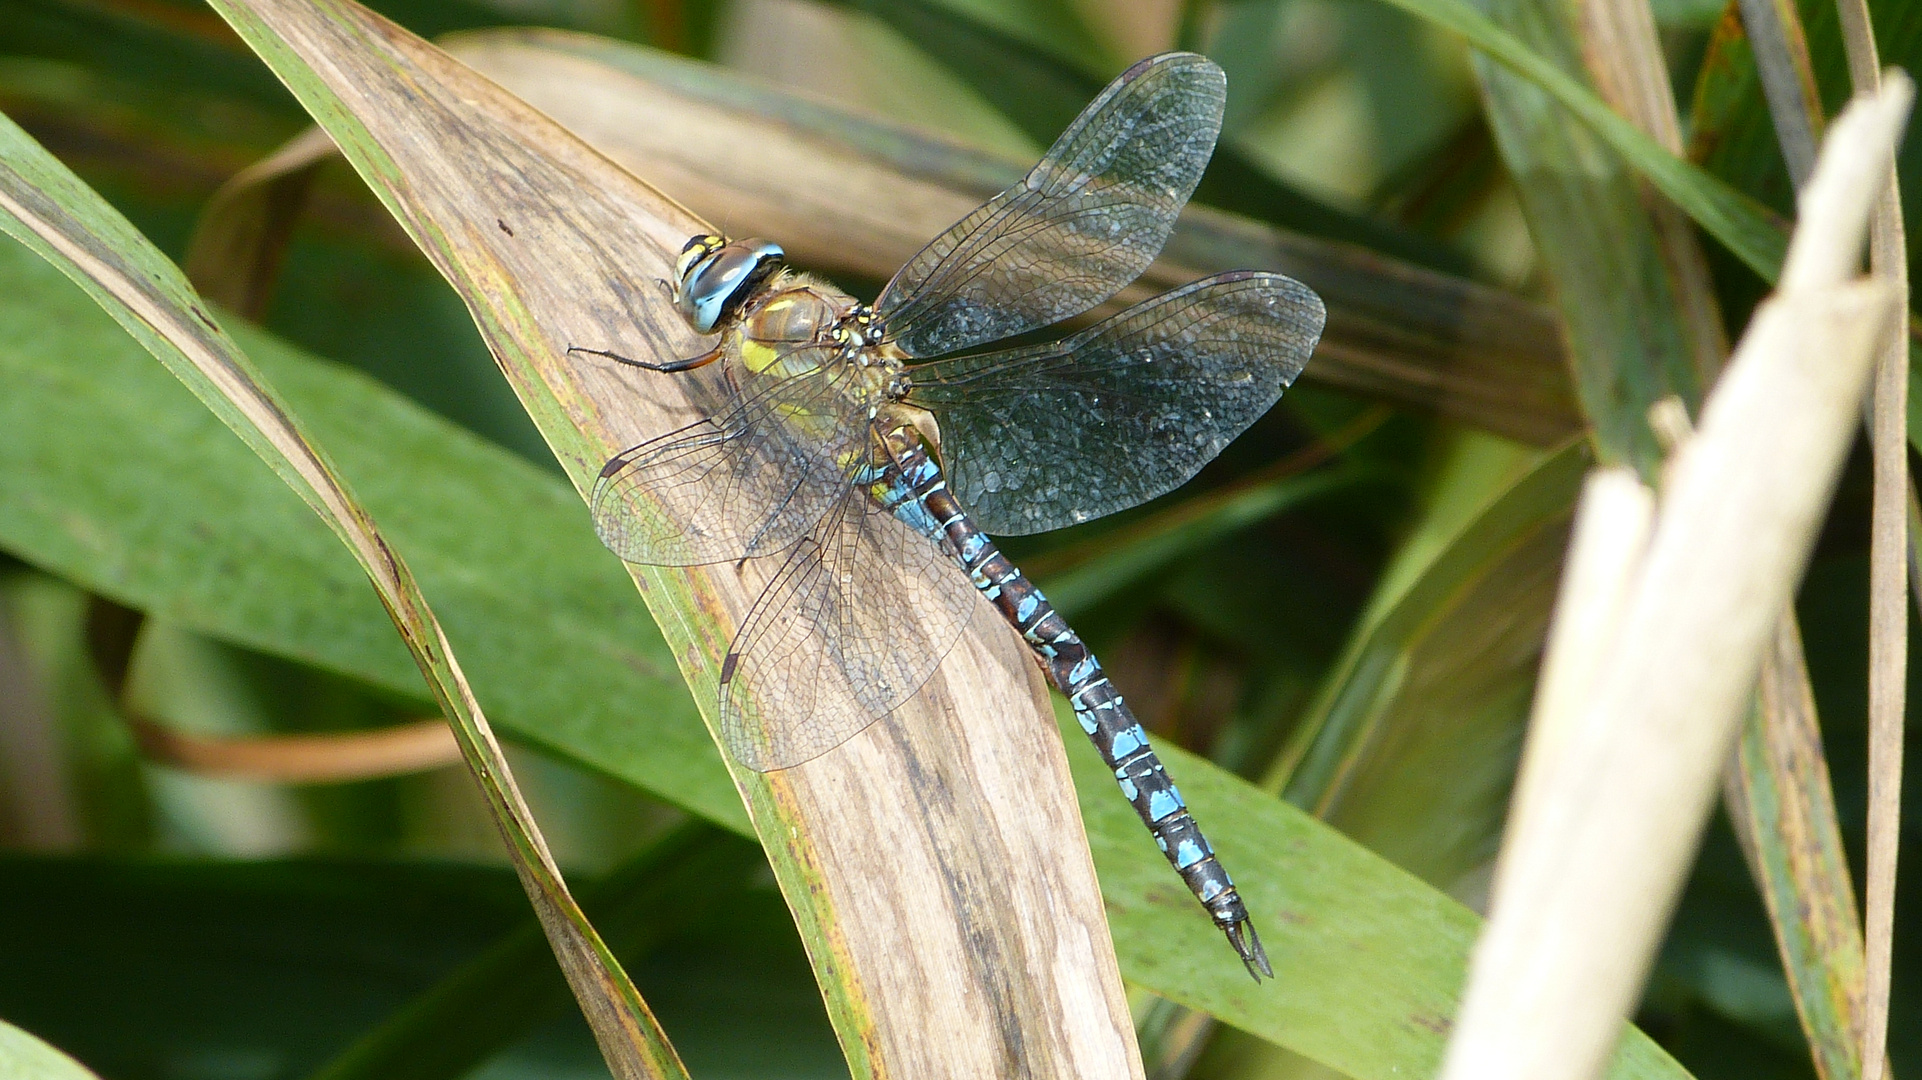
{"left": 907, "top": 272, "right": 1326, "bottom": 535}
{"left": 874, "top": 52, "right": 1226, "bottom": 358}
{"left": 590, "top": 348, "right": 865, "bottom": 566}
{"left": 719, "top": 487, "right": 979, "bottom": 772}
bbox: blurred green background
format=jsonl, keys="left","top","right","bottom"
{"left": 0, "top": 0, "right": 1916, "bottom": 1077}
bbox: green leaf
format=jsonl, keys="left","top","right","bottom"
{"left": 1368, "top": 0, "right": 1787, "bottom": 284}
{"left": 0, "top": 234, "right": 737, "bottom": 830}
{"left": 0, "top": 104, "right": 685, "bottom": 1080}
{"left": 1463, "top": 0, "right": 1724, "bottom": 474}
{"left": 0, "top": 148, "right": 1697, "bottom": 1080}
{"left": 1274, "top": 435, "right": 1583, "bottom": 890}
{"left": 307, "top": 824, "right": 770, "bottom": 1080}
{"left": 1690, "top": 0, "right": 1922, "bottom": 279}
{"left": 0, "top": 854, "right": 847, "bottom": 1080}
{"left": 1078, "top": 707, "right": 1691, "bottom": 1080}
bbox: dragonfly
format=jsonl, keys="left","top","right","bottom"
{"left": 574, "top": 51, "right": 1325, "bottom": 980}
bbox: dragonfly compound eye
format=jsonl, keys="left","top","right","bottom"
{"left": 672, "top": 237, "right": 786, "bottom": 334}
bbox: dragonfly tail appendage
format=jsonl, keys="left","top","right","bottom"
{"left": 882, "top": 441, "right": 1268, "bottom": 980}
{"left": 1062, "top": 656, "right": 1270, "bottom": 983}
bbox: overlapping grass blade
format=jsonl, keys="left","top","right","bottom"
{"left": 1727, "top": 616, "right": 1869, "bottom": 1080}
{"left": 1690, "top": 6, "right": 1908, "bottom": 1075}
{"left": 847, "top": 0, "right": 1785, "bottom": 281}
{"left": 1464, "top": 0, "right": 1720, "bottom": 473}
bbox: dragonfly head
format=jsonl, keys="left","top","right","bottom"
{"left": 672, "top": 234, "right": 786, "bottom": 334}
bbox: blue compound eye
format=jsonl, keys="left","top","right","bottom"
{"left": 672, "top": 238, "right": 785, "bottom": 333}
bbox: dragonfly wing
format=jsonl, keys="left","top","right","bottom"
{"left": 908, "top": 272, "right": 1325, "bottom": 535}
{"left": 874, "top": 52, "right": 1225, "bottom": 358}
{"left": 591, "top": 349, "right": 864, "bottom": 565}
{"left": 719, "top": 487, "right": 979, "bottom": 772}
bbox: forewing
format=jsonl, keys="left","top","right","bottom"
{"left": 590, "top": 349, "right": 864, "bottom": 565}
{"left": 908, "top": 272, "right": 1325, "bottom": 535}
{"left": 719, "top": 488, "right": 979, "bottom": 772}
{"left": 874, "top": 52, "right": 1226, "bottom": 358}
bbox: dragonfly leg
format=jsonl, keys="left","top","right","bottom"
{"left": 567, "top": 343, "right": 723, "bottom": 372}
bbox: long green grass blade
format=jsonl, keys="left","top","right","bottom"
{"left": 307, "top": 824, "right": 766, "bottom": 1080}
{"left": 843, "top": 0, "right": 1785, "bottom": 281}
{"left": 0, "top": 107, "right": 686, "bottom": 1080}
{"left": 1365, "top": 0, "right": 1788, "bottom": 281}
{"left": 1465, "top": 0, "right": 1721, "bottom": 472}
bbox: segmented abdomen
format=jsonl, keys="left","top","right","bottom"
{"left": 864, "top": 442, "right": 1267, "bottom": 978}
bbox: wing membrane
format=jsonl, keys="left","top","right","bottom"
{"left": 908, "top": 272, "right": 1325, "bottom": 535}
{"left": 874, "top": 52, "right": 1226, "bottom": 358}
{"left": 590, "top": 348, "right": 864, "bottom": 565}
{"left": 719, "top": 488, "right": 979, "bottom": 771}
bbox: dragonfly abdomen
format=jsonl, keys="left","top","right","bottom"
{"left": 872, "top": 441, "right": 1272, "bottom": 981}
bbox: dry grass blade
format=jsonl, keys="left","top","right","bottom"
{"left": 1694, "top": 5, "right": 1888, "bottom": 1073}
{"left": 438, "top": 30, "right": 1582, "bottom": 446}
{"left": 1831, "top": 17, "right": 1910, "bottom": 1080}
{"left": 84, "top": 595, "right": 462, "bottom": 783}
{"left": 0, "top": 112, "right": 687, "bottom": 1080}
{"left": 183, "top": 29, "right": 1581, "bottom": 447}
{"left": 1438, "top": 80, "right": 1910, "bottom": 1080}
{"left": 182, "top": 125, "right": 340, "bottom": 319}
{"left": 1725, "top": 615, "right": 1868, "bottom": 1080}
{"left": 0, "top": 1021, "right": 104, "bottom": 1080}
{"left": 203, "top": 1, "right": 1143, "bottom": 1074}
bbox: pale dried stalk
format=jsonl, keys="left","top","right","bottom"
{"left": 126, "top": 715, "right": 460, "bottom": 782}
{"left": 1832, "top": 19, "right": 1910, "bottom": 1080}
{"left": 1498, "top": 465, "right": 1654, "bottom": 856}
{"left": 1437, "top": 81, "right": 1910, "bottom": 1080}
{"left": 444, "top": 31, "right": 1580, "bottom": 446}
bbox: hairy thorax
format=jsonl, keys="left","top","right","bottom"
{"left": 728, "top": 272, "right": 938, "bottom": 460}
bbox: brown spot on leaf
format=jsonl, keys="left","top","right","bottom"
{"left": 1410, "top": 1011, "right": 1452, "bottom": 1035}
